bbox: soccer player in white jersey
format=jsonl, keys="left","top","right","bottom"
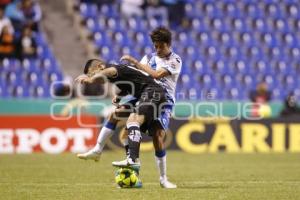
{"left": 77, "top": 27, "right": 181, "bottom": 188}
{"left": 113, "top": 26, "right": 182, "bottom": 188}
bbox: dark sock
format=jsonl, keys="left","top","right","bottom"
{"left": 125, "top": 145, "right": 129, "bottom": 156}
{"left": 127, "top": 123, "right": 142, "bottom": 162}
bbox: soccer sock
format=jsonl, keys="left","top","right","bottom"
{"left": 123, "top": 138, "right": 129, "bottom": 156}
{"left": 127, "top": 122, "right": 142, "bottom": 162}
{"left": 155, "top": 150, "right": 167, "bottom": 181}
{"left": 94, "top": 121, "right": 116, "bottom": 153}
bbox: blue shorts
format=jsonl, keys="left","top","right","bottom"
{"left": 157, "top": 99, "right": 174, "bottom": 131}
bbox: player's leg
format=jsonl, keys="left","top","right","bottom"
{"left": 120, "top": 122, "right": 148, "bottom": 157}
{"left": 152, "top": 101, "right": 177, "bottom": 188}
{"left": 77, "top": 101, "right": 134, "bottom": 162}
{"left": 112, "top": 86, "right": 163, "bottom": 167}
{"left": 77, "top": 110, "right": 119, "bottom": 161}
{"left": 93, "top": 112, "right": 119, "bottom": 153}
{"left": 127, "top": 113, "right": 145, "bottom": 162}
{"left": 77, "top": 102, "right": 134, "bottom": 162}
{"left": 152, "top": 128, "right": 177, "bottom": 188}
{"left": 120, "top": 129, "right": 129, "bottom": 156}
{"left": 118, "top": 98, "right": 138, "bottom": 157}
{"left": 152, "top": 128, "right": 166, "bottom": 180}
{"left": 112, "top": 112, "right": 145, "bottom": 168}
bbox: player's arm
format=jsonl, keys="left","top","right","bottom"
{"left": 121, "top": 55, "right": 170, "bottom": 79}
{"left": 91, "top": 67, "right": 117, "bottom": 83}
{"left": 75, "top": 67, "right": 117, "bottom": 84}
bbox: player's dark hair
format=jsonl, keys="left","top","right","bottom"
{"left": 83, "top": 59, "right": 103, "bottom": 74}
{"left": 150, "top": 26, "right": 172, "bottom": 45}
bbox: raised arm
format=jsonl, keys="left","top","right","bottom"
{"left": 91, "top": 67, "right": 117, "bottom": 83}
{"left": 75, "top": 67, "right": 117, "bottom": 84}
{"left": 121, "top": 55, "right": 170, "bottom": 79}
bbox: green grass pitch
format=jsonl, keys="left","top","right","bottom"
{"left": 1, "top": 151, "right": 300, "bottom": 200}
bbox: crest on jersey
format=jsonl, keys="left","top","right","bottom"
{"left": 170, "top": 63, "right": 176, "bottom": 69}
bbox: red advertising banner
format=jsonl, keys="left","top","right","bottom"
{"left": 1, "top": 115, "right": 300, "bottom": 154}
{"left": 0, "top": 115, "right": 99, "bottom": 154}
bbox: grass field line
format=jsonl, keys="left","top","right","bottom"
{"left": 1, "top": 180, "right": 300, "bottom": 187}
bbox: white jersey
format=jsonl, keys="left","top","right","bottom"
{"left": 140, "top": 52, "right": 182, "bottom": 103}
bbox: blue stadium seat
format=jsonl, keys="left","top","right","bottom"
{"left": 130, "top": 17, "right": 148, "bottom": 31}
{"left": 0, "top": 77, "right": 9, "bottom": 97}
{"left": 223, "top": 2, "right": 242, "bottom": 18}
{"left": 211, "top": 60, "right": 228, "bottom": 74}
{"left": 238, "top": 74, "right": 256, "bottom": 89}
{"left": 100, "top": 4, "right": 118, "bottom": 18}
{"left": 243, "top": 3, "right": 261, "bottom": 18}
{"left": 178, "top": 74, "right": 192, "bottom": 91}
{"left": 2, "top": 58, "right": 21, "bottom": 73}
{"left": 30, "top": 84, "right": 50, "bottom": 98}
{"left": 9, "top": 85, "right": 30, "bottom": 98}
{"left": 185, "top": 2, "right": 197, "bottom": 18}
{"left": 112, "top": 31, "right": 131, "bottom": 46}
{"left": 272, "top": 87, "right": 287, "bottom": 100}
{"left": 211, "top": 18, "right": 227, "bottom": 31}
{"left": 79, "top": 3, "right": 98, "bottom": 19}
{"left": 22, "top": 59, "right": 40, "bottom": 73}
{"left": 94, "top": 31, "right": 111, "bottom": 46}
{"left": 86, "top": 18, "right": 99, "bottom": 33}
{"left": 190, "top": 18, "right": 207, "bottom": 32}
{"left": 274, "top": 18, "right": 289, "bottom": 32}
{"left": 232, "top": 17, "right": 249, "bottom": 32}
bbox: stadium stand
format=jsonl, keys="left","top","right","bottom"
{"left": 75, "top": 0, "right": 300, "bottom": 101}
{"left": 0, "top": 0, "right": 63, "bottom": 98}
{"left": 1, "top": 0, "right": 299, "bottom": 100}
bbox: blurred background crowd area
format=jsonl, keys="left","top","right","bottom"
{"left": 76, "top": 0, "right": 300, "bottom": 101}
{"left": 0, "top": 0, "right": 300, "bottom": 116}
{"left": 0, "top": 0, "right": 62, "bottom": 98}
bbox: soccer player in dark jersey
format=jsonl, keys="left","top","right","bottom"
{"left": 117, "top": 27, "right": 181, "bottom": 188}
{"left": 77, "top": 27, "right": 179, "bottom": 188}
{"left": 76, "top": 59, "right": 167, "bottom": 170}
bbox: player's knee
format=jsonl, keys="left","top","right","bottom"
{"left": 155, "top": 130, "right": 165, "bottom": 141}
{"left": 127, "top": 113, "right": 144, "bottom": 125}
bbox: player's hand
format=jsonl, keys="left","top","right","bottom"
{"left": 112, "top": 95, "right": 121, "bottom": 107}
{"left": 120, "top": 55, "right": 137, "bottom": 65}
{"left": 75, "top": 74, "right": 92, "bottom": 84}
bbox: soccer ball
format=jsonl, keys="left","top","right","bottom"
{"left": 115, "top": 168, "right": 140, "bottom": 188}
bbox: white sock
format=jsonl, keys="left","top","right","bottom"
{"left": 155, "top": 155, "right": 167, "bottom": 182}
{"left": 94, "top": 126, "right": 114, "bottom": 153}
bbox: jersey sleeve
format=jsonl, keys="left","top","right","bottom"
{"left": 161, "top": 56, "right": 182, "bottom": 75}
{"left": 140, "top": 55, "right": 149, "bottom": 65}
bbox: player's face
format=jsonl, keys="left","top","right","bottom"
{"left": 87, "top": 67, "right": 98, "bottom": 77}
{"left": 87, "top": 61, "right": 105, "bottom": 77}
{"left": 153, "top": 42, "right": 171, "bottom": 58}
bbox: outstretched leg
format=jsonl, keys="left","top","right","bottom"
{"left": 153, "top": 128, "right": 177, "bottom": 188}
{"left": 77, "top": 106, "right": 128, "bottom": 161}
